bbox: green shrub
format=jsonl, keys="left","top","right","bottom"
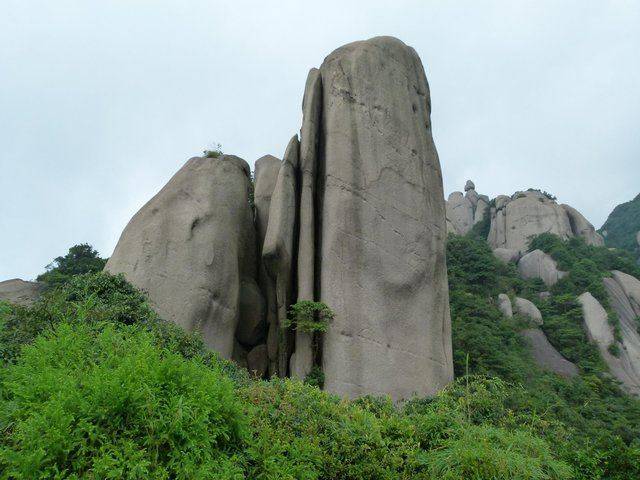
{"left": 0, "top": 323, "right": 246, "bottom": 479}
{"left": 284, "top": 301, "right": 334, "bottom": 334}
{"left": 203, "top": 142, "right": 223, "bottom": 158}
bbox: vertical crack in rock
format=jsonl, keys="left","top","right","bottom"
{"left": 263, "top": 135, "right": 301, "bottom": 377}
{"left": 290, "top": 68, "right": 323, "bottom": 380}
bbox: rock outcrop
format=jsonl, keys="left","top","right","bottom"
{"left": 578, "top": 291, "right": 640, "bottom": 395}
{"left": 497, "top": 293, "right": 577, "bottom": 377}
{"left": 561, "top": 204, "right": 604, "bottom": 247}
{"left": 310, "top": 36, "right": 452, "bottom": 401}
{"left": 492, "top": 247, "right": 521, "bottom": 264}
{"left": 253, "top": 154, "right": 282, "bottom": 371}
{"left": 514, "top": 297, "right": 543, "bottom": 326}
{"left": 262, "top": 136, "right": 300, "bottom": 377}
{"left": 517, "top": 249, "right": 567, "bottom": 287}
{"left": 0, "top": 279, "right": 43, "bottom": 305}
{"left": 446, "top": 181, "right": 489, "bottom": 235}
{"left": 602, "top": 271, "right": 640, "bottom": 394}
{"left": 521, "top": 328, "right": 579, "bottom": 377}
{"left": 105, "top": 36, "right": 454, "bottom": 401}
{"left": 446, "top": 192, "right": 474, "bottom": 236}
{"left": 497, "top": 294, "right": 513, "bottom": 318}
{"left": 487, "top": 190, "right": 603, "bottom": 253}
{"left": 106, "top": 155, "right": 262, "bottom": 359}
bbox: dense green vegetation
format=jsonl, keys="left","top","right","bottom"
{"left": 599, "top": 193, "right": 640, "bottom": 260}
{"left": 1, "top": 235, "right": 640, "bottom": 478}
{"left": 1, "top": 272, "right": 571, "bottom": 479}
{"left": 447, "top": 234, "right": 640, "bottom": 479}
{"left": 36, "top": 244, "right": 107, "bottom": 288}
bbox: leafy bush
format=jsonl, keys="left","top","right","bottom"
{"left": 284, "top": 301, "right": 334, "bottom": 334}
{"left": 0, "top": 323, "right": 246, "bottom": 479}
{"left": 36, "top": 243, "right": 107, "bottom": 288}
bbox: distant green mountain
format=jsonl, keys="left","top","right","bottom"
{"left": 599, "top": 193, "right": 640, "bottom": 258}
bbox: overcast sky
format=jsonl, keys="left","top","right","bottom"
{"left": 1, "top": 1, "right": 639, "bottom": 281}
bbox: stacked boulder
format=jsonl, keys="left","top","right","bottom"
{"left": 446, "top": 180, "right": 490, "bottom": 235}
{"left": 106, "top": 36, "right": 454, "bottom": 401}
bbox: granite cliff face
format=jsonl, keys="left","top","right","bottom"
{"left": 105, "top": 36, "right": 453, "bottom": 401}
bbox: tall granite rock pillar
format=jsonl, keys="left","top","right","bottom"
{"left": 263, "top": 136, "right": 301, "bottom": 377}
{"left": 307, "top": 37, "right": 453, "bottom": 400}
{"left": 290, "top": 69, "right": 323, "bottom": 380}
{"left": 106, "top": 155, "right": 261, "bottom": 359}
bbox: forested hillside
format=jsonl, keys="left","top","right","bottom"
{"left": 600, "top": 193, "right": 640, "bottom": 260}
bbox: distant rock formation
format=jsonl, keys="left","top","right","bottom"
{"left": 106, "top": 155, "right": 262, "bottom": 359}
{"left": 521, "top": 328, "right": 579, "bottom": 378}
{"left": 602, "top": 271, "right": 640, "bottom": 394}
{"left": 106, "top": 36, "right": 454, "bottom": 401}
{"left": 578, "top": 291, "right": 640, "bottom": 395}
{"left": 497, "top": 293, "right": 513, "bottom": 318}
{"left": 517, "top": 249, "right": 567, "bottom": 287}
{"left": 0, "top": 279, "right": 43, "bottom": 305}
{"left": 492, "top": 247, "right": 521, "bottom": 264}
{"left": 446, "top": 180, "right": 489, "bottom": 235}
{"left": 497, "top": 293, "right": 577, "bottom": 377}
{"left": 487, "top": 190, "right": 603, "bottom": 254}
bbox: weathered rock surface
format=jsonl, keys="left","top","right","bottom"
{"left": 561, "top": 204, "right": 604, "bottom": 247}
{"left": 497, "top": 293, "right": 513, "bottom": 318}
{"left": 517, "top": 249, "right": 567, "bottom": 287}
{"left": 445, "top": 181, "right": 489, "bottom": 235}
{"left": 521, "top": 328, "right": 579, "bottom": 377}
{"left": 263, "top": 135, "right": 300, "bottom": 377}
{"left": 488, "top": 191, "right": 603, "bottom": 253}
{"left": 446, "top": 192, "right": 474, "bottom": 235}
{"left": 0, "top": 279, "right": 43, "bottom": 305}
{"left": 313, "top": 36, "right": 453, "bottom": 400}
{"left": 235, "top": 280, "right": 267, "bottom": 346}
{"left": 290, "top": 68, "right": 322, "bottom": 380}
{"left": 106, "top": 155, "right": 261, "bottom": 359}
{"left": 253, "top": 155, "right": 282, "bottom": 363}
{"left": 514, "top": 297, "right": 543, "bottom": 326}
{"left": 247, "top": 344, "right": 269, "bottom": 378}
{"left": 578, "top": 291, "right": 640, "bottom": 395}
{"left": 492, "top": 248, "right": 521, "bottom": 264}
{"left": 603, "top": 271, "right": 640, "bottom": 395}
